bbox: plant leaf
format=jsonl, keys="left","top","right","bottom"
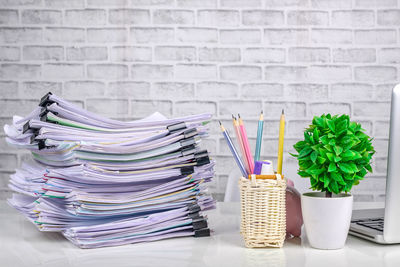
{"left": 349, "top": 163, "right": 359, "bottom": 173}
{"left": 336, "top": 118, "right": 348, "bottom": 134}
{"left": 310, "top": 151, "right": 318, "bottom": 163}
{"left": 349, "top": 121, "right": 357, "bottom": 132}
{"left": 298, "top": 146, "right": 313, "bottom": 159}
{"left": 338, "top": 163, "right": 354, "bottom": 174}
{"left": 317, "top": 156, "right": 327, "bottom": 164}
{"left": 304, "top": 132, "right": 312, "bottom": 144}
{"left": 313, "top": 127, "right": 320, "bottom": 143}
{"left": 313, "top": 116, "right": 324, "bottom": 128}
{"left": 308, "top": 168, "right": 325, "bottom": 176}
{"left": 334, "top": 155, "right": 342, "bottom": 163}
{"left": 334, "top": 145, "right": 343, "bottom": 156}
{"left": 320, "top": 135, "right": 329, "bottom": 145}
{"left": 328, "top": 162, "right": 337, "bottom": 172}
{"left": 324, "top": 144, "right": 333, "bottom": 152}
{"left": 324, "top": 177, "right": 330, "bottom": 188}
{"left": 293, "top": 141, "right": 306, "bottom": 151}
{"left": 329, "top": 180, "right": 339, "bottom": 194}
{"left": 365, "top": 164, "right": 372, "bottom": 172}
{"left": 298, "top": 171, "right": 309, "bottom": 177}
{"left": 326, "top": 152, "right": 334, "bottom": 162}
{"left": 327, "top": 119, "right": 335, "bottom": 132}
{"left": 341, "top": 150, "right": 354, "bottom": 159}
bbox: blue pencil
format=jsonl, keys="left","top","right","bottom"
{"left": 254, "top": 111, "right": 264, "bottom": 162}
{"left": 219, "top": 121, "right": 248, "bottom": 177}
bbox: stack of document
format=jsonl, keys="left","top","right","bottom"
{"left": 4, "top": 92, "right": 215, "bottom": 248}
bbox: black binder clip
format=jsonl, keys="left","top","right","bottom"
{"left": 183, "top": 128, "right": 197, "bottom": 139}
{"left": 188, "top": 203, "right": 200, "bottom": 214}
{"left": 180, "top": 137, "right": 196, "bottom": 148}
{"left": 29, "top": 131, "right": 39, "bottom": 144}
{"left": 23, "top": 120, "right": 42, "bottom": 134}
{"left": 194, "top": 150, "right": 208, "bottom": 159}
{"left": 38, "top": 140, "right": 46, "bottom": 150}
{"left": 196, "top": 156, "right": 210, "bottom": 166}
{"left": 167, "top": 122, "right": 186, "bottom": 133}
{"left": 194, "top": 228, "right": 210, "bottom": 237}
{"left": 37, "top": 139, "right": 56, "bottom": 150}
{"left": 30, "top": 134, "right": 35, "bottom": 144}
{"left": 22, "top": 121, "right": 31, "bottom": 134}
{"left": 29, "top": 134, "right": 36, "bottom": 144}
{"left": 39, "top": 92, "right": 54, "bottom": 107}
{"left": 181, "top": 145, "right": 196, "bottom": 156}
{"left": 39, "top": 107, "right": 49, "bottom": 122}
{"left": 192, "top": 217, "right": 208, "bottom": 230}
{"left": 181, "top": 166, "right": 194, "bottom": 176}
{"left": 188, "top": 212, "right": 201, "bottom": 220}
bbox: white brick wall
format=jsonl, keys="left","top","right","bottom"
{"left": 0, "top": 0, "right": 399, "bottom": 202}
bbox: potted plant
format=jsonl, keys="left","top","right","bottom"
{"left": 291, "top": 114, "right": 375, "bottom": 249}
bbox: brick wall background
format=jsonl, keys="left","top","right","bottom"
{"left": 0, "top": 0, "right": 399, "bottom": 201}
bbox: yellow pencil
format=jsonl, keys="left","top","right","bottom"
{"left": 277, "top": 109, "right": 285, "bottom": 175}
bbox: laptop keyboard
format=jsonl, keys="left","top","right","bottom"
{"left": 351, "top": 218, "right": 384, "bottom": 232}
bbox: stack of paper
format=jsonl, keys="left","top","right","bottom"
{"left": 4, "top": 92, "right": 215, "bottom": 248}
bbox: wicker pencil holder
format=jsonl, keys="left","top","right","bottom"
{"left": 239, "top": 174, "right": 286, "bottom": 248}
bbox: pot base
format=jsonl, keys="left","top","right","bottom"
{"left": 301, "top": 192, "right": 353, "bottom": 250}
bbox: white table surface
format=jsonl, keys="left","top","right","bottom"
{"left": 1, "top": 201, "right": 399, "bottom": 267}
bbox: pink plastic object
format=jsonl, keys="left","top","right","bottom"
{"left": 286, "top": 178, "right": 303, "bottom": 237}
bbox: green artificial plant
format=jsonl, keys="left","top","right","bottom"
{"left": 291, "top": 114, "right": 375, "bottom": 198}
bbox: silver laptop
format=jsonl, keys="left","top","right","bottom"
{"left": 349, "top": 84, "right": 400, "bottom": 244}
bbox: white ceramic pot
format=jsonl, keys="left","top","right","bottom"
{"left": 301, "top": 192, "right": 353, "bottom": 250}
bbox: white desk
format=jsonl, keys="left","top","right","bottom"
{"left": 1, "top": 201, "right": 399, "bottom": 267}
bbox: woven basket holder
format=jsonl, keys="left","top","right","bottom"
{"left": 239, "top": 174, "right": 287, "bottom": 248}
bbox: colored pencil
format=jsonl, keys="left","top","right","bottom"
{"left": 232, "top": 115, "right": 251, "bottom": 174}
{"left": 277, "top": 109, "right": 285, "bottom": 175}
{"left": 254, "top": 111, "right": 264, "bottom": 162}
{"left": 238, "top": 114, "right": 254, "bottom": 174}
{"left": 219, "top": 121, "right": 248, "bottom": 177}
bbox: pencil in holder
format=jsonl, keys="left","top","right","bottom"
{"left": 239, "top": 173, "right": 286, "bottom": 248}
